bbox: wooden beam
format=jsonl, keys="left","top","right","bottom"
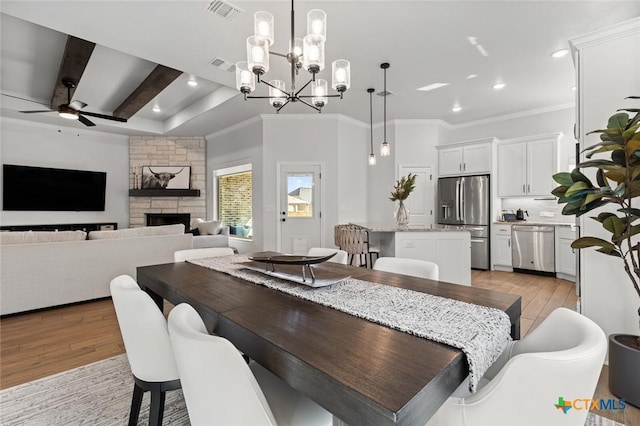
{"left": 50, "top": 36, "right": 96, "bottom": 107}
{"left": 113, "top": 65, "right": 183, "bottom": 119}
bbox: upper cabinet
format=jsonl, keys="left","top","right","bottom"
{"left": 497, "top": 133, "right": 562, "bottom": 197}
{"left": 437, "top": 138, "right": 494, "bottom": 176}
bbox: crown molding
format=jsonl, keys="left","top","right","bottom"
{"left": 570, "top": 16, "right": 640, "bottom": 51}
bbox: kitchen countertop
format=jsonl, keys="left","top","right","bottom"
{"left": 351, "top": 223, "right": 471, "bottom": 232}
{"left": 494, "top": 221, "right": 576, "bottom": 227}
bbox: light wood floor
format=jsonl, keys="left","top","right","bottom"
{"left": 1, "top": 270, "right": 638, "bottom": 424}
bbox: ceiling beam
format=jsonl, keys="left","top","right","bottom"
{"left": 113, "top": 65, "right": 183, "bottom": 119}
{"left": 50, "top": 36, "right": 96, "bottom": 108}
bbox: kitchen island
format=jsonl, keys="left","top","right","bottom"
{"left": 353, "top": 223, "right": 471, "bottom": 286}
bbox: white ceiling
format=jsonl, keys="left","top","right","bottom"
{"left": 1, "top": 1, "right": 639, "bottom": 137}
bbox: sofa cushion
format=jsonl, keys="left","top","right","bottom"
{"left": 196, "top": 219, "right": 223, "bottom": 235}
{"left": 0, "top": 230, "right": 87, "bottom": 244}
{"left": 88, "top": 224, "right": 185, "bottom": 240}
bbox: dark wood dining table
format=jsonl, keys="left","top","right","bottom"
{"left": 137, "top": 259, "right": 521, "bottom": 426}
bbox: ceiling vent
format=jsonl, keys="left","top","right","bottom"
{"left": 210, "top": 57, "right": 236, "bottom": 72}
{"left": 205, "top": 1, "right": 243, "bottom": 21}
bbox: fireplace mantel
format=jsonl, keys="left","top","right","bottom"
{"left": 129, "top": 189, "right": 200, "bottom": 197}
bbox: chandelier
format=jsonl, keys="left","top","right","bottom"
{"left": 235, "top": 0, "right": 351, "bottom": 113}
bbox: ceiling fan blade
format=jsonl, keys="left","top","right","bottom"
{"left": 77, "top": 115, "right": 96, "bottom": 127}
{"left": 69, "top": 100, "right": 87, "bottom": 110}
{"left": 79, "top": 110, "right": 127, "bottom": 123}
{"left": 19, "top": 109, "right": 56, "bottom": 113}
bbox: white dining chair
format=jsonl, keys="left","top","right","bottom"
{"left": 110, "top": 275, "right": 181, "bottom": 426}
{"left": 426, "top": 308, "right": 607, "bottom": 426}
{"left": 373, "top": 257, "right": 439, "bottom": 280}
{"left": 168, "top": 303, "right": 332, "bottom": 426}
{"left": 174, "top": 247, "right": 235, "bottom": 262}
{"left": 307, "top": 247, "right": 349, "bottom": 264}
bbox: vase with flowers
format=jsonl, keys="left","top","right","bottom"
{"left": 390, "top": 173, "right": 416, "bottom": 227}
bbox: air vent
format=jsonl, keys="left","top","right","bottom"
{"left": 210, "top": 57, "right": 236, "bottom": 72}
{"left": 377, "top": 90, "right": 394, "bottom": 97}
{"left": 205, "top": 1, "right": 243, "bottom": 21}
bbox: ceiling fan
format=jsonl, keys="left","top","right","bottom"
{"left": 18, "top": 79, "right": 127, "bottom": 127}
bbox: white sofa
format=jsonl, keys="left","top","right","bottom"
{"left": 0, "top": 225, "right": 193, "bottom": 315}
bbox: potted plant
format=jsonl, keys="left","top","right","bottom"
{"left": 552, "top": 96, "right": 639, "bottom": 407}
{"left": 390, "top": 173, "right": 417, "bottom": 227}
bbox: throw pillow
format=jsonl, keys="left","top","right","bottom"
{"left": 197, "top": 220, "right": 222, "bottom": 235}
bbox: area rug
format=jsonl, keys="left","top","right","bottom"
{"left": 0, "top": 355, "right": 626, "bottom": 426}
{"left": 0, "top": 355, "right": 188, "bottom": 426}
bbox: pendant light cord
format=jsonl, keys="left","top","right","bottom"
{"left": 368, "top": 88, "right": 375, "bottom": 154}
{"left": 383, "top": 67, "right": 387, "bottom": 143}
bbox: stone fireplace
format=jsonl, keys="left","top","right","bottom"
{"left": 129, "top": 136, "right": 206, "bottom": 228}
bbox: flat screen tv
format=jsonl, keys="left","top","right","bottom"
{"left": 2, "top": 164, "right": 107, "bottom": 211}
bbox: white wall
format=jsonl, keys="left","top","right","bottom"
{"left": 573, "top": 20, "right": 640, "bottom": 339}
{"left": 263, "top": 115, "right": 368, "bottom": 250}
{"left": 337, "top": 117, "right": 369, "bottom": 226}
{"left": 205, "top": 117, "right": 263, "bottom": 254}
{"left": 206, "top": 114, "right": 368, "bottom": 253}
{"left": 368, "top": 120, "right": 446, "bottom": 224}
{"left": 0, "top": 117, "right": 129, "bottom": 228}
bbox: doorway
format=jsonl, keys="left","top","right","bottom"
{"left": 278, "top": 163, "right": 323, "bottom": 254}
{"left": 399, "top": 165, "right": 434, "bottom": 226}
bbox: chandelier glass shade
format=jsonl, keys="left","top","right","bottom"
{"left": 236, "top": 0, "right": 350, "bottom": 112}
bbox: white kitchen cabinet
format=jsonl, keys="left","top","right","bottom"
{"left": 492, "top": 224, "right": 513, "bottom": 271}
{"left": 497, "top": 133, "right": 562, "bottom": 197}
{"left": 394, "top": 231, "right": 471, "bottom": 286}
{"left": 555, "top": 225, "right": 577, "bottom": 281}
{"left": 437, "top": 139, "right": 494, "bottom": 176}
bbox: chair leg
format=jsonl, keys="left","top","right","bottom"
{"left": 128, "top": 383, "right": 144, "bottom": 426}
{"left": 348, "top": 254, "right": 354, "bottom": 266}
{"left": 148, "top": 389, "right": 166, "bottom": 426}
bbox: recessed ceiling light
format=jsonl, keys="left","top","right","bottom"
{"left": 152, "top": 106, "right": 161, "bottom": 113}
{"left": 551, "top": 49, "right": 569, "bottom": 58}
{"left": 187, "top": 79, "right": 198, "bottom": 87}
{"left": 466, "top": 74, "right": 478, "bottom": 80}
{"left": 451, "top": 105, "right": 462, "bottom": 112}
{"left": 572, "top": 86, "right": 576, "bottom": 91}
{"left": 417, "top": 82, "right": 449, "bottom": 92}
{"left": 492, "top": 82, "right": 506, "bottom": 90}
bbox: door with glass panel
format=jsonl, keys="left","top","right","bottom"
{"left": 278, "top": 164, "right": 322, "bottom": 255}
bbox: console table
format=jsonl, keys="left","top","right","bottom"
{"left": 0, "top": 222, "right": 117, "bottom": 232}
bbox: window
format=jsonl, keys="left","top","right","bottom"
{"left": 216, "top": 164, "right": 252, "bottom": 240}
{"left": 286, "top": 173, "right": 314, "bottom": 218}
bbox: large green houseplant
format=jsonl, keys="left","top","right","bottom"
{"left": 552, "top": 96, "right": 639, "bottom": 407}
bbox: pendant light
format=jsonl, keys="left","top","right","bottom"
{"left": 367, "top": 88, "right": 376, "bottom": 166}
{"left": 380, "top": 62, "right": 391, "bottom": 156}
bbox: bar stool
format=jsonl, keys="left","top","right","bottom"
{"left": 338, "top": 224, "right": 379, "bottom": 268}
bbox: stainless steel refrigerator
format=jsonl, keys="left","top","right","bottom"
{"left": 437, "top": 175, "right": 490, "bottom": 269}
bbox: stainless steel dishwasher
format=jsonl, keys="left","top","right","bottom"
{"left": 511, "top": 225, "right": 555, "bottom": 274}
